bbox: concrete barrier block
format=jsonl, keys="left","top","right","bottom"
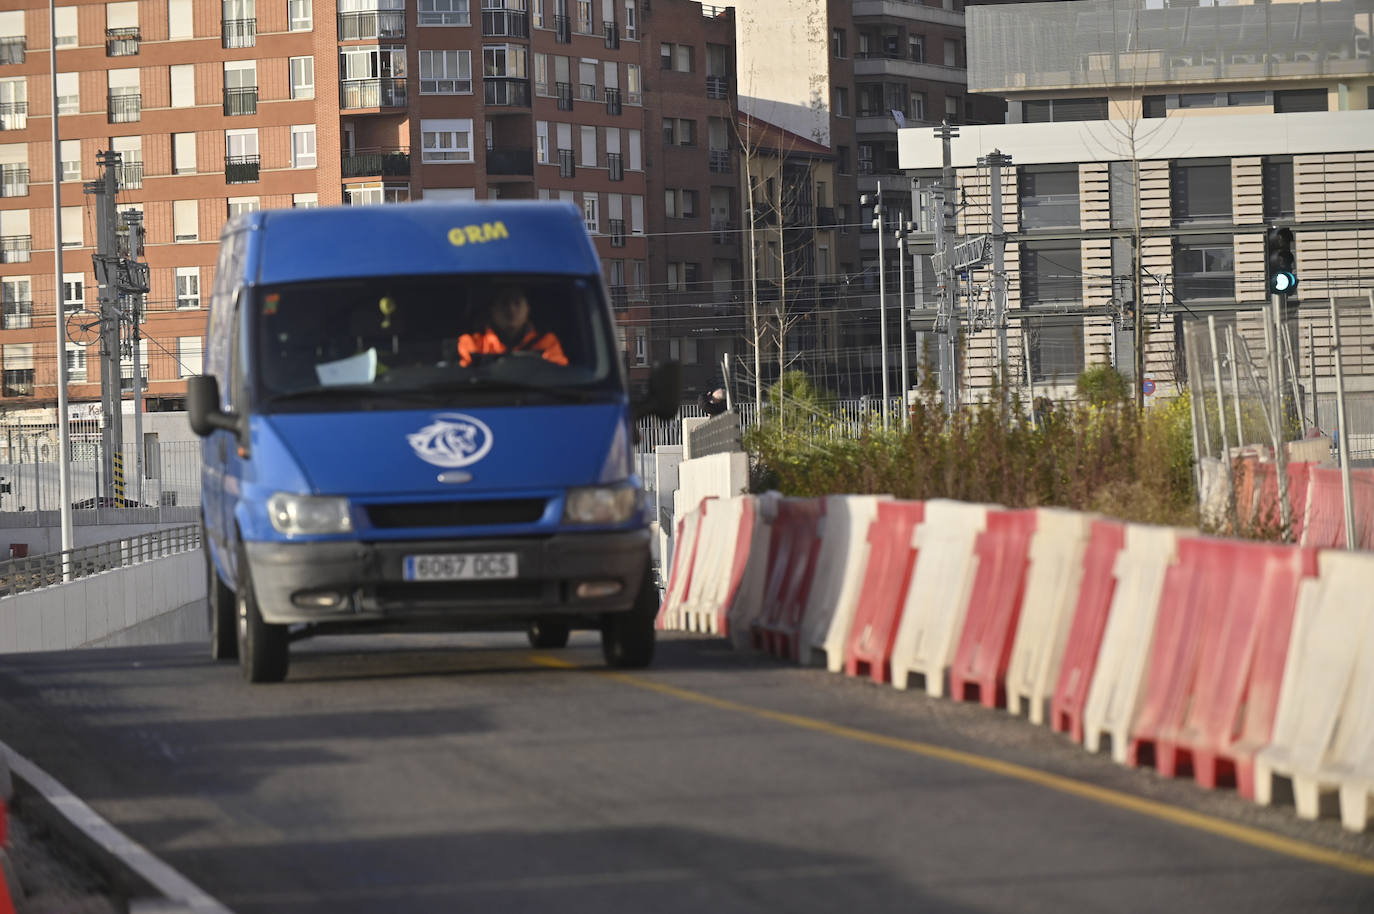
{"left": 16, "top": 596, "right": 42, "bottom": 652}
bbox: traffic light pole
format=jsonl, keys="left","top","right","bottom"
{"left": 1272, "top": 291, "right": 1292, "bottom": 537}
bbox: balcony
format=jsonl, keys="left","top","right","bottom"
{"left": 223, "top": 86, "right": 258, "bottom": 116}
{"left": 604, "top": 21, "right": 619, "bottom": 49}
{"left": 0, "top": 165, "right": 29, "bottom": 197}
{"left": 0, "top": 101, "right": 26, "bottom": 131}
{"left": 708, "top": 148, "right": 731, "bottom": 174}
{"left": 107, "top": 91, "right": 141, "bottom": 124}
{"left": 482, "top": 9, "right": 529, "bottom": 38}
{"left": 486, "top": 146, "right": 534, "bottom": 176}
{"left": 606, "top": 152, "right": 623, "bottom": 181}
{"left": 0, "top": 235, "right": 31, "bottom": 263}
{"left": 484, "top": 78, "right": 530, "bottom": 107}
{"left": 222, "top": 18, "right": 256, "bottom": 49}
{"left": 710, "top": 220, "right": 735, "bottom": 245}
{"left": 2, "top": 300, "right": 32, "bottom": 330}
{"left": 2, "top": 370, "right": 34, "bottom": 398}
{"left": 341, "top": 146, "right": 410, "bottom": 178}
{"left": 706, "top": 75, "right": 729, "bottom": 99}
{"left": 0, "top": 38, "right": 24, "bottom": 66}
{"left": 558, "top": 148, "right": 575, "bottom": 178}
{"left": 579, "top": 82, "right": 598, "bottom": 102}
{"left": 225, "top": 154, "right": 260, "bottom": 184}
{"left": 115, "top": 160, "right": 142, "bottom": 190}
{"left": 105, "top": 27, "right": 140, "bottom": 56}
{"left": 338, "top": 10, "right": 406, "bottom": 40}
{"left": 609, "top": 219, "right": 626, "bottom": 247}
{"left": 605, "top": 87, "right": 622, "bottom": 115}
{"left": 610, "top": 286, "right": 628, "bottom": 310}
{"left": 556, "top": 81, "right": 573, "bottom": 110}
{"left": 554, "top": 15, "right": 571, "bottom": 42}
{"left": 816, "top": 205, "right": 836, "bottom": 228}
{"left": 341, "top": 77, "right": 407, "bottom": 109}
{"left": 853, "top": 56, "right": 964, "bottom": 84}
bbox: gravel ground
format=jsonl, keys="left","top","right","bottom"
{"left": 6, "top": 800, "right": 119, "bottom": 914}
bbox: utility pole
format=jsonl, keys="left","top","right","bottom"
{"left": 85, "top": 151, "right": 149, "bottom": 505}
{"left": 87, "top": 151, "right": 123, "bottom": 502}
{"left": 861, "top": 184, "right": 889, "bottom": 430}
{"left": 984, "top": 150, "right": 1011, "bottom": 382}
{"left": 895, "top": 215, "right": 910, "bottom": 428}
{"left": 48, "top": 0, "right": 73, "bottom": 552}
{"left": 934, "top": 121, "right": 960, "bottom": 414}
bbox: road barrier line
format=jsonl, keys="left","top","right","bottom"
{"left": 529, "top": 655, "right": 1374, "bottom": 878}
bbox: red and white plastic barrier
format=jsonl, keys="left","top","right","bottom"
{"left": 751, "top": 498, "right": 825, "bottom": 661}
{"left": 844, "top": 501, "right": 927, "bottom": 684}
{"left": 1005, "top": 509, "right": 1098, "bottom": 725}
{"left": 799, "top": 495, "right": 890, "bottom": 672}
{"left": 890, "top": 500, "right": 992, "bottom": 695}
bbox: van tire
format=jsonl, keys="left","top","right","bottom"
{"left": 236, "top": 543, "right": 289, "bottom": 684}
{"left": 527, "top": 619, "right": 571, "bottom": 649}
{"left": 205, "top": 539, "right": 238, "bottom": 661}
{"left": 600, "top": 568, "right": 657, "bottom": 669}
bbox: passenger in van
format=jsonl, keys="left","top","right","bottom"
{"left": 457, "top": 284, "right": 569, "bottom": 367}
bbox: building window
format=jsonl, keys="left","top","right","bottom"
{"left": 66, "top": 345, "right": 86, "bottom": 383}
{"left": 173, "top": 199, "right": 198, "bottom": 241}
{"left": 1273, "top": 89, "right": 1327, "bottom": 113}
{"left": 626, "top": 64, "right": 641, "bottom": 105}
{"left": 1142, "top": 95, "right": 1167, "bottom": 118}
{"left": 1171, "top": 159, "right": 1231, "bottom": 223}
{"left": 1262, "top": 156, "right": 1294, "bottom": 221}
{"left": 421, "top": 118, "right": 473, "bottom": 162}
{"left": 1022, "top": 97, "right": 1108, "bottom": 123}
{"left": 624, "top": 0, "right": 636, "bottom": 40}
{"left": 56, "top": 73, "right": 79, "bottom": 115}
{"left": 61, "top": 206, "right": 82, "bottom": 247}
{"left": 582, "top": 192, "right": 598, "bottom": 233}
{"left": 1025, "top": 318, "right": 1084, "bottom": 385}
{"left": 909, "top": 35, "right": 924, "bottom": 63}
{"left": 60, "top": 140, "right": 81, "bottom": 181}
{"left": 662, "top": 117, "right": 695, "bottom": 146}
{"left": 55, "top": 6, "right": 77, "bottom": 46}
{"left": 288, "top": 0, "right": 312, "bottom": 30}
{"left": 293, "top": 192, "right": 318, "bottom": 208}
{"left": 836, "top": 146, "right": 850, "bottom": 175}
{"left": 3, "top": 344, "right": 34, "bottom": 396}
{"left": 173, "top": 132, "right": 196, "bottom": 175}
{"left": 832, "top": 86, "right": 848, "bottom": 117}
{"left": 660, "top": 43, "right": 692, "bottom": 72}
{"left": 175, "top": 267, "right": 200, "bottom": 309}
{"left": 227, "top": 196, "right": 259, "bottom": 218}
{"left": 1020, "top": 166, "right": 1079, "bottom": 230}
{"left": 344, "top": 181, "right": 410, "bottom": 205}
{"left": 1, "top": 278, "right": 31, "bottom": 330}
{"left": 177, "top": 336, "right": 203, "bottom": 377}
{"left": 1020, "top": 240, "right": 1081, "bottom": 305}
{"left": 290, "top": 56, "right": 314, "bottom": 99}
{"left": 831, "top": 28, "right": 845, "bottom": 58}
{"left": 291, "top": 125, "right": 316, "bottom": 168}
{"left": 1174, "top": 235, "right": 1234, "bottom": 301}
{"left": 62, "top": 273, "right": 83, "bottom": 310}
{"left": 420, "top": 49, "right": 472, "bottom": 94}
{"left": 419, "top": 0, "right": 470, "bottom": 26}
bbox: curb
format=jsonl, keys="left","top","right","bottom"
{"left": 0, "top": 741, "right": 233, "bottom": 914}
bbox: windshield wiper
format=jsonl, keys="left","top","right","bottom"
{"left": 264, "top": 384, "right": 435, "bottom": 406}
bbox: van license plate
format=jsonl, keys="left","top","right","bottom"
{"left": 404, "top": 553, "right": 518, "bottom": 581}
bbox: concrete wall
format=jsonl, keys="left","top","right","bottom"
{"left": 0, "top": 549, "right": 206, "bottom": 653}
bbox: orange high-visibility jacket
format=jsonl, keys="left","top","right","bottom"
{"left": 457, "top": 326, "right": 569, "bottom": 366}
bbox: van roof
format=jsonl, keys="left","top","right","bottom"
{"left": 241, "top": 201, "right": 601, "bottom": 285}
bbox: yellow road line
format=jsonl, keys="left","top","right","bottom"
{"left": 530, "top": 655, "right": 1374, "bottom": 878}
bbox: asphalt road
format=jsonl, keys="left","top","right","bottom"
{"left": 0, "top": 632, "right": 1370, "bottom": 914}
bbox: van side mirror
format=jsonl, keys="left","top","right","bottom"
{"left": 186, "top": 375, "right": 241, "bottom": 438}
{"left": 635, "top": 360, "right": 682, "bottom": 422}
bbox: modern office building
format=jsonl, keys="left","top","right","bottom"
{"left": 900, "top": 0, "right": 1374, "bottom": 398}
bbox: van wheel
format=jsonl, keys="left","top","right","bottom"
{"left": 527, "top": 619, "right": 571, "bottom": 649}
{"left": 236, "top": 543, "right": 289, "bottom": 684}
{"left": 205, "top": 538, "right": 237, "bottom": 661}
{"left": 601, "top": 568, "right": 657, "bottom": 669}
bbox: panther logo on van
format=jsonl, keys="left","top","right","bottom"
{"left": 406, "top": 413, "right": 494, "bottom": 468}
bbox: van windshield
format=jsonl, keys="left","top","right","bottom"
{"left": 251, "top": 274, "right": 620, "bottom": 409}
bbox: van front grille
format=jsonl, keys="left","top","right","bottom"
{"left": 365, "top": 498, "right": 548, "bottom": 529}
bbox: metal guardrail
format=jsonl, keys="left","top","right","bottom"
{"left": 0, "top": 524, "right": 200, "bottom": 598}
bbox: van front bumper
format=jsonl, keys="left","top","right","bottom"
{"left": 244, "top": 529, "right": 651, "bottom": 626}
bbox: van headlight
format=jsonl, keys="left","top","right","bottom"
{"left": 267, "top": 493, "right": 354, "bottom": 536}
{"left": 563, "top": 484, "right": 640, "bottom": 525}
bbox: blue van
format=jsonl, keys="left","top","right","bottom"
{"left": 188, "top": 201, "right": 679, "bottom": 683}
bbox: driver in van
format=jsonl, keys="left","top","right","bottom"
{"left": 457, "top": 284, "right": 569, "bottom": 367}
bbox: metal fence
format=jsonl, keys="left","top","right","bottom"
{"left": 635, "top": 396, "right": 910, "bottom": 453}
{"left": 0, "top": 524, "right": 200, "bottom": 597}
